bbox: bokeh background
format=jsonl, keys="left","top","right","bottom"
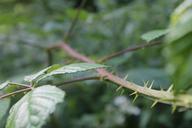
{"left": 1, "top": 0, "right": 192, "bottom": 128}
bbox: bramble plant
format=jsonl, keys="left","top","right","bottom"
{"left": 0, "top": 0, "right": 192, "bottom": 128}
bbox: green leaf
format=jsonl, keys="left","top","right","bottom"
{"left": 25, "top": 63, "right": 107, "bottom": 84}
{"left": 6, "top": 85, "right": 65, "bottom": 128}
{"left": 141, "top": 29, "right": 168, "bottom": 42}
{"left": 0, "top": 81, "right": 10, "bottom": 90}
{"left": 0, "top": 81, "right": 30, "bottom": 94}
{"left": 170, "top": 0, "right": 192, "bottom": 26}
{"left": 44, "top": 63, "right": 106, "bottom": 75}
{"left": 24, "top": 64, "right": 61, "bottom": 83}
{"left": 0, "top": 95, "right": 10, "bottom": 121}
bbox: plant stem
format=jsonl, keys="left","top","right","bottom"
{"left": 99, "top": 41, "right": 162, "bottom": 62}
{"left": 58, "top": 42, "right": 192, "bottom": 108}
{"left": 46, "top": 49, "right": 53, "bottom": 66}
{"left": 57, "top": 76, "right": 100, "bottom": 86}
{"left": 0, "top": 88, "right": 32, "bottom": 100}
{"left": 64, "top": 0, "right": 87, "bottom": 41}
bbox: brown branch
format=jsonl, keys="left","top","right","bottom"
{"left": 59, "top": 42, "right": 170, "bottom": 97}
{"left": 46, "top": 49, "right": 53, "bottom": 66}
{"left": 64, "top": 0, "right": 87, "bottom": 41}
{"left": 0, "top": 88, "right": 32, "bottom": 100}
{"left": 99, "top": 41, "right": 163, "bottom": 62}
{"left": 59, "top": 42, "right": 94, "bottom": 63}
{"left": 58, "top": 41, "right": 192, "bottom": 108}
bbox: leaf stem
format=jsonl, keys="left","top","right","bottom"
{"left": 57, "top": 76, "right": 100, "bottom": 86}
{"left": 0, "top": 88, "right": 32, "bottom": 100}
{"left": 8, "top": 82, "right": 31, "bottom": 88}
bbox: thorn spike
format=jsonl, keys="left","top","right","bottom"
{"left": 149, "top": 80, "right": 154, "bottom": 89}
{"left": 160, "top": 86, "right": 164, "bottom": 91}
{"left": 168, "top": 84, "right": 174, "bottom": 92}
{"left": 130, "top": 91, "right": 137, "bottom": 96}
{"left": 151, "top": 100, "right": 158, "bottom": 108}
{"left": 132, "top": 94, "right": 138, "bottom": 103}
{"left": 116, "top": 86, "right": 123, "bottom": 92}
{"left": 123, "top": 73, "right": 129, "bottom": 80}
{"left": 120, "top": 89, "right": 124, "bottom": 95}
{"left": 144, "top": 80, "right": 149, "bottom": 88}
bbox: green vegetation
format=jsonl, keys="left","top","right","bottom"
{"left": 1, "top": 0, "right": 192, "bottom": 128}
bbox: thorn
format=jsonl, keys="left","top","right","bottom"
{"left": 151, "top": 100, "right": 158, "bottom": 108}
{"left": 171, "top": 105, "right": 177, "bottom": 114}
{"left": 143, "top": 80, "right": 149, "bottom": 88}
{"left": 132, "top": 94, "right": 138, "bottom": 103}
{"left": 99, "top": 75, "right": 107, "bottom": 81}
{"left": 167, "top": 84, "right": 173, "bottom": 92}
{"left": 160, "top": 86, "right": 164, "bottom": 91}
{"left": 116, "top": 86, "right": 123, "bottom": 92}
{"left": 130, "top": 91, "right": 137, "bottom": 96}
{"left": 149, "top": 80, "right": 154, "bottom": 89}
{"left": 123, "top": 73, "right": 129, "bottom": 80}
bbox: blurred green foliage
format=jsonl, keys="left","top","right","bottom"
{"left": 165, "top": 0, "right": 192, "bottom": 93}
{"left": 1, "top": 0, "right": 192, "bottom": 128}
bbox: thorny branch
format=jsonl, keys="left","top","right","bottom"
{"left": 57, "top": 41, "right": 192, "bottom": 109}
{"left": 1, "top": 40, "right": 192, "bottom": 109}
{"left": 2, "top": 0, "right": 191, "bottom": 110}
